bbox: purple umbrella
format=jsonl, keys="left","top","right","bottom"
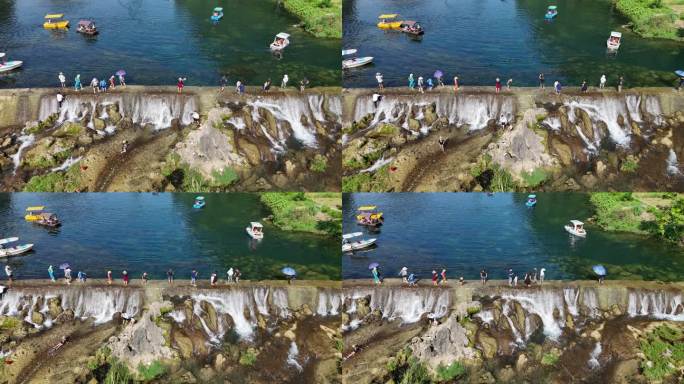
{"left": 115, "top": 69, "right": 126, "bottom": 76}
{"left": 368, "top": 262, "right": 379, "bottom": 270}
{"left": 59, "top": 263, "right": 70, "bottom": 270}
{"left": 433, "top": 70, "right": 443, "bottom": 79}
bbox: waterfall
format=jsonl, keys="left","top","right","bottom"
{"left": 587, "top": 342, "right": 602, "bottom": 369}
{"left": 352, "top": 94, "right": 514, "bottom": 133}
{"left": 344, "top": 287, "right": 451, "bottom": 324}
{"left": 11, "top": 133, "right": 35, "bottom": 172}
{"left": 666, "top": 149, "right": 680, "bottom": 176}
{"left": 51, "top": 156, "right": 82, "bottom": 172}
{"left": 286, "top": 341, "right": 303, "bottom": 372}
{"left": 37, "top": 93, "right": 198, "bottom": 130}
{"left": 627, "top": 290, "right": 684, "bottom": 320}
{"left": 360, "top": 156, "right": 393, "bottom": 174}
{"left": 502, "top": 290, "right": 568, "bottom": 339}
{"left": 316, "top": 290, "right": 342, "bottom": 316}
{"left": 0, "top": 287, "right": 142, "bottom": 326}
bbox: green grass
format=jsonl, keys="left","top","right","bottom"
{"left": 620, "top": 157, "right": 640, "bottom": 173}
{"left": 23, "top": 165, "right": 82, "bottom": 192}
{"left": 281, "top": 0, "right": 342, "bottom": 38}
{"left": 137, "top": 360, "right": 167, "bottom": 381}
{"left": 589, "top": 192, "right": 646, "bottom": 233}
{"left": 435, "top": 361, "right": 467, "bottom": 382}
{"left": 211, "top": 167, "right": 239, "bottom": 187}
{"left": 259, "top": 192, "right": 341, "bottom": 236}
{"left": 640, "top": 325, "right": 684, "bottom": 381}
{"left": 541, "top": 351, "right": 560, "bottom": 366}
{"left": 310, "top": 154, "right": 328, "bottom": 173}
{"left": 239, "top": 348, "right": 258, "bottom": 366}
{"left": 0, "top": 316, "right": 21, "bottom": 330}
{"left": 614, "top": 0, "right": 680, "bottom": 40}
{"left": 342, "top": 165, "right": 391, "bottom": 192}
{"left": 104, "top": 359, "right": 132, "bottom": 384}
{"left": 521, "top": 168, "right": 548, "bottom": 188}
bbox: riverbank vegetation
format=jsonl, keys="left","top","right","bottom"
{"left": 280, "top": 0, "right": 342, "bottom": 38}
{"left": 613, "top": 0, "right": 684, "bottom": 40}
{"left": 259, "top": 192, "right": 341, "bottom": 236}
{"left": 590, "top": 192, "right": 684, "bottom": 245}
{"left": 639, "top": 324, "right": 684, "bottom": 381}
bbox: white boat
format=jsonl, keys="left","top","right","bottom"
{"left": 270, "top": 32, "right": 290, "bottom": 51}
{"left": 564, "top": 220, "right": 586, "bottom": 238}
{"left": 342, "top": 49, "right": 374, "bottom": 69}
{"left": 607, "top": 31, "right": 621, "bottom": 50}
{"left": 246, "top": 222, "right": 264, "bottom": 240}
{"left": 342, "top": 232, "right": 377, "bottom": 252}
{"left": 0, "top": 53, "right": 23, "bottom": 73}
{"left": 0, "top": 237, "right": 34, "bottom": 257}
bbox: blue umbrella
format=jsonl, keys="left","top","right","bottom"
{"left": 592, "top": 265, "right": 606, "bottom": 276}
{"left": 368, "top": 262, "right": 379, "bottom": 270}
{"left": 59, "top": 263, "right": 70, "bottom": 270}
{"left": 433, "top": 70, "right": 443, "bottom": 79}
{"left": 675, "top": 70, "right": 684, "bottom": 77}
{"left": 281, "top": 267, "right": 296, "bottom": 276}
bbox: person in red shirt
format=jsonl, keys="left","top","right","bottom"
{"left": 495, "top": 77, "right": 501, "bottom": 93}
{"left": 440, "top": 269, "right": 447, "bottom": 284}
{"left": 432, "top": 270, "right": 438, "bottom": 285}
{"left": 177, "top": 77, "right": 186, "bottom": 93}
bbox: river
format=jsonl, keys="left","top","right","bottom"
{"left": 343, "top": 0, "right": 684, "bottom": 88}
{"left": 342, "top": 193, "right": 684, "bottom": 281}
{"left": 0, "top": 0, "right": 340, "bottom": 88}
{"left": 0, "top": 193, "right": 340, "bottom": 280}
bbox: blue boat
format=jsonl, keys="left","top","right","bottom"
{"left": 210, "top": 7, "right": 224, "bottom": 22}
{"left": 193, "top": 196, "right": 205, "bottom": 209}
{"left": 544, "top": 5, "right": 558, "bottom": 19}
{"left": 526, "top": 194, "right": 537, "bottom": 207}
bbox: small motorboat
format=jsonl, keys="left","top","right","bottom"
{"left": 526, "top": 194, "right": 537, "bottom": 207}
{"left": 193, "top": 196, "right": 205, "bottom": 209}
{"left": 0, "top": 53, "right": 23, "bottom": 73}
{"left": 356, "top": 206, "right": 384, "bottom": 227}
{"left": 400, "top": 21, "right": 424, "bottom": 36}
{"left": 544, "top": 6, "right": 558, "bottom": 20}
{"left": 211, "top": 7, "right": 224, "bottom": 22}
{"left": 377, "top": 14, "right": 403, "bottom": 29}
{"left": 43, "top": 13, "right": 69, "bottom": 29}
{"left": 607, "top": 31, "right": 621, "bottom": 51}
{"left": 342, "top": 49, "right": 374, "bottom": 69}
{"left": 76, "top": 20, "right": 98, "bottom": 35}
{"left": 270, "top": 32, "right": 290, "bottom": 51}
{"left": 246, "top": 222, "right": 264, "bottom": 240}
{"left": 342, "top": 232, "right": 377, "bottom": 252}
{"left": 25, "top": 206, "right": 60, "bottom": 227}
{"left": 564, "top": 220, "right": 586, "bottom": 238}
{"left": 0, "top": 237, "right": 34, "bottom": 258}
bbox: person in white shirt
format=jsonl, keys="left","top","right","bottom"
{"left": 599, "top": 74, "right": 606, "bottom": 89}
{"left": 56, "top": 92, "right": 64, "bottom": 109}
{"left": 375, "top": 72, "right": 384, "bottom": 90}
{"left": 281, "top": 74, "right": 289, "bottom": 88}
{"left": 58, "top": 72, "right": 66, "bottom": 88}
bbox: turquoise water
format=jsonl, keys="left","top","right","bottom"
{"left": 343, "top": 0, "right": 684, "bottom": 87}
{"left": 342, "top": 193, "right": 684, "bottom": 281}
{"left": 0, "top": 0, "right": 340, "bottom": 88}
{"left": 0, "top": 193, "right": 340, "bottom": 280}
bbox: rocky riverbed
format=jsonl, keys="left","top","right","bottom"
{"left": 0, "top": 87, "right": 342, "bottom": 192}
{"left": 0, "top": 281, "right": 342, "bottom": 384}
{"left": 342, "top": 88, "right": 684, "bottom": 192}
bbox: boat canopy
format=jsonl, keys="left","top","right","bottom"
{"left": 250, "top": 222, "right": 263, "bottom": 228}
{"left": 528, "top": 194, "right": 537, "bottom": 199}
{"left": 0, "top": 53, "right": 5, "bottom": 58}
{"left": 0, "top": 237, "right": 19, "bottom": 245}
{"left": 342, "top": 49, "right": 357, "bottom": 56}
{"left": 195, "top": 196, "right": 205, "bottom": 201}
{"left": 214, "top": 7, "right": 223, "bottom": 12}
{"left": 343, "top": 232, "right": 363, "bottom": 240}
{"left": 275, "top": 32, "right": 290, "bottom": 39}
{"left": 610, "top": 31, "right": 622, "bottom": 38}
{"left": 357, "top": 206, "right": 377, "bottom": 211}
{"left": 26, "top": 206, "right": 45, "bottom": 211}
{"left": 547, "top": 6, "right": 557, "bottom": 10}
{"left": 402, "top": 20, "right": 418, "bottom": 26}
{"left": 45, "top": 14, "right": 64, "bottom": 19}
{"left": 570, "top": 220, "right": 584, "bottom": 226}
{"left": 78, "top": 20, "right": 94, "bottom": 26}
{"left": 378, "top": 14, "right": 398, "bottom": 19}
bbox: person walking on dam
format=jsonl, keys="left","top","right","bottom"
{"left": 617, "top": 76, "right": 624, "bottom": 93}
{"left": 480, "top": 269, "right": 487, "bottom": 285}
{"left": 191, "top": 269, "right": 198, "bottom": 286}
{"left": 167, "top": 269, "right": 174, "bottom": 284}
{"left": 600, "top": 74, "right": 606, "bottom": 89}
{"left": 539, "top": 268, "right": 546, "bottom": 285}
{"left": 375, "top": 72, "right": 384, "bottom": 90}
{"left": 399, "top": 266, "right": 408, "bottom": 283}
{"left": 281, "top": 74, "right": 289, "bottom": 89}
{"left": 408, "top": 73, "right": 415, "bottom": 89}
{"left": 453, "top": 76, "right": 459, "bottom": 92}
{"left": 48, "top": 265, "right": 56, "bottom": 282}
{"left": 122, "top": 270, "right": 129, "bottom": 286}
{"left": 440, "top": 269, "right": 447, "bottom": 284}
{"left": 177, "top": 77, "right": 186, "bottom": 94}
{"left": 371, "top": 267, "right": 381, "bottom": 285}
{"left": 538, "top": 73, "right": 545, "bottom": 89}
{"left": 58, "top": 72, "right": 66, "bottom": 88}
{"left": 432, "top": 270, "right": 438, "bottom": 285}
{"left": 74, "top": 74, "right": 82, "bottom": 91}
{"left": 417, "top": 76, "right": 424, "bottom": 93}
{"left": 495, "top": 78, "right": 501, "bottom": 93}
{"left": 107, "top": 270, "right": 112, "bottom": 285}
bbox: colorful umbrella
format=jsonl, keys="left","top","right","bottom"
{"left": 59, "top": 263, "right": 70, "bottom": 270}
{"left": 115, "top": 69, "right": 126, "bottom": 76}
{"left": 433, "top": 70, "right": 443, "bottom": 79}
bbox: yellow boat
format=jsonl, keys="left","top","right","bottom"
{"left": 25, "top": 206, "right": 46, "bottom": 221}
{"left": 356, "top": 206, "right": 384, "bottom": 227}
{"left": 377, "top": 14, "right": 403, "bottom": 30}
{"left": 43, "top": 14, "right": 69, "bottom": 29}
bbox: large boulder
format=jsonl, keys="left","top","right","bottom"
{"left": 410, "top": 314, "right": 480, "bottom": 370}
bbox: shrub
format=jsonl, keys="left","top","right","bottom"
{"left": 137, "top": 360, "right": 167, "bottom": 381}
{"left": 211, "top": 167, "right": 239, "bottom": 187}
{"left": 541, "top": 351, "right": 560, "bottom": 366}
{"left": 239, "top": 348, "right": 258, "bottom": 366}
{"left": 104, "top": 359, "right": 132, "bottom": 384}
{"left": 435, "top": 361, "right": 466, "bottom": 382}
{"left": 310, "top": 154, "right": 328, "bottom": 173}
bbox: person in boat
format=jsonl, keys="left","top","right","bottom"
{"left": 431, "top": 270, "right": 438, "bottom": 285}
{"left": 440, "top": 269, "right": 447, "bottom": 284}
{"left": 48, "top": 265, "right": 56, "bottom": 282}
{"left": 480, "top": 269, "right": 487, "bottom": 285}
{"left": 56, "top": 92, "right": 64, "bottom": 110}
{"left": 408, "top": 73, "right": 415, "bottom": 89}
{"left": 74, "top": 74, "right": 82, "bottom": 91}
{"left": 581, "top": 80, "right": 588, "bottom": 93}
{"left": 538, "top": 73, "right": 545, "bottom": 89}
{"left": 263, "top": 78, "right": 272, "bottom": 91}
